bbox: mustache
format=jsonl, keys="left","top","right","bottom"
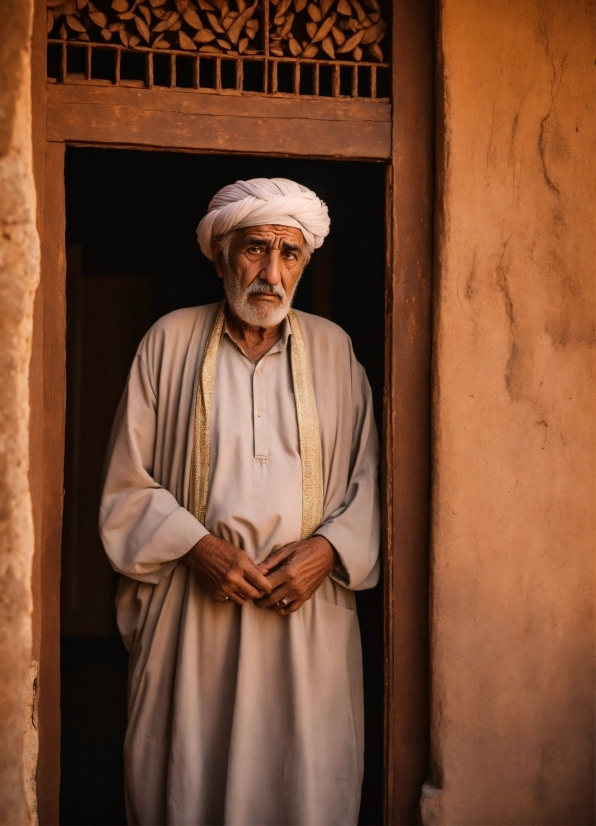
{"left": 244, "top": 280, "right": 287, "bottom": 300}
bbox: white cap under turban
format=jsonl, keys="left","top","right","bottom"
{"left": 197, "top": 177, "right": 330, "bottom": 260}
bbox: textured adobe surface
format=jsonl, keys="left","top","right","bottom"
{"left": 421, "top": 1, "right": 595, "bottom": 823}
{"left": 0, "top": 1, "right": 39, "bottom": 823}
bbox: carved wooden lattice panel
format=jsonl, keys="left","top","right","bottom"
{"left": 47, "top": 0, "right": 390, "bottom": 99}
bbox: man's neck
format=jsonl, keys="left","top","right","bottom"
{"left": 225, "top": 304, "right": 284, "bottom": 364}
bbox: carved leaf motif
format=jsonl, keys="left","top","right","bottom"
{"left": 66, "top": 13, "right": 87, "bottom": 30}
{"left": 152, "top": 10, "right": 179, "bottom": 29}
{"left": 55, "top": 0, "right": 78, "bottom": 14}
{"left": 331, "top": 25, "right": 344, "bottom": 44}
{"left": 134, "top": 14, "right": 150, "bottom": 39}
{"left": 206, "top": 11, "right": 224, "bottom": 31}
{"left": 138, "top": 5, "right": 152, "bottom": 24}
{"left": 280, "top": 12, "right": 294, "bottom": 37}
{"left": 48, "top": 0, "right": 386, "bottom": 78}
{"left": 179, "top": 29, "right": 197, "bottom": 47}
{"left": 193, "top": 27, "right": 215, "bottom": 40}
{"left": 336, "top": 26, "right": 363, "bottom": 52}
{"left": 227, "top": 1, "right": 257, "bottom": 44}
{"left": 222, "top": 11, "right": 238, "bottom": 30}
{"left": 361, "top": 20, "right": 383, "bottom": 43}
{"left": 312, "top": 13, "right": 334, "bottom": 42}
{"left": 182, "top": 6, "right": 203, "bottom": 27}
{"left": 321, "top": 34, "right": 334, "bottom": 57}
{"left": 369, "top": 42, "right": 382, "bottom": 61}
{"left": 89, "top": 10, "right": 108, "bottom": 25}
{"left": 349, "top": 0, "right": 365, "bottom": 21}
{"left": 245, "top": 18, "right": 258, "bottom": 37}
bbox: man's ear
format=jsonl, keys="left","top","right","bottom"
{"left": 211, "top": 241, "right": 225, "bottom": 280}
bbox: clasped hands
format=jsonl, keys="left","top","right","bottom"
{"left": 183, "top": 534, "right": 338, "bottom": 615}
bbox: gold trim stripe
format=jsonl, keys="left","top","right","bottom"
{"left": 287, "top": 309, "right": 324, "bottom": 539}
{"left": 189, "top": 303, "right": 225, "bottom": 525}
{"left": 189, "top": 302, "right": 323, "bottom": 539}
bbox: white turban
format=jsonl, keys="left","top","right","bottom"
{"left": 197, "top": 177, "right": 330, "bottom": 260}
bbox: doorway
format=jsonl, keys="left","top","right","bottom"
{"left": 60, "top": 147, "right": 386, "bottom": 825}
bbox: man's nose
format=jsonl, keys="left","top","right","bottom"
{"left": 259, "top": 250, "right": 282, "bottom": 283}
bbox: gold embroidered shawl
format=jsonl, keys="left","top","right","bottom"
{"left": 188, "top": 302, "right": 323, "bottom": 539}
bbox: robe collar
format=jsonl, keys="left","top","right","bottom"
{"left": 189, "top": 302, "right": 323, "bottom": 539}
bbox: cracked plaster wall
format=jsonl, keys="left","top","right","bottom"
{"left": 421, "top": 1, "right": 595, "bottom": 823}
{"left": 0, "top": 0, "right": 39, "bottom": 824}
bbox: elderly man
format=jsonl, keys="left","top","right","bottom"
{"left": 100, "top": 177, "right": 380, "bottom": 826}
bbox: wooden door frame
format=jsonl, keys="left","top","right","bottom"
{"left": 30, "top": 1, "right": 434, "bottom": 822}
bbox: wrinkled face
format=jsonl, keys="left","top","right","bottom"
{"left": 213, "top": 224, "right": 310, "bottom": 328}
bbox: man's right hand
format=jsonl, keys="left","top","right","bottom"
{"left": 183, "top": 535, "right": 273, "bottom": 605}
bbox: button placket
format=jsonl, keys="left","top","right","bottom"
{"left": 253, "top": 358, "right": 268, "bottom": 461}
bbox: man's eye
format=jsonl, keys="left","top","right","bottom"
{"left": 248, "top": 246, "right": 263, "bottom": 254}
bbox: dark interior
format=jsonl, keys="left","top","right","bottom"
{"left": 60, "top": 147, "right": 386, "bottom": 825}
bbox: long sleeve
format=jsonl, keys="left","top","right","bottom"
{"left": 99, "top": 352, "right": 208, "bottom": 584}
{"left": 315, "top": 357, "right": 381, "bottom": 591}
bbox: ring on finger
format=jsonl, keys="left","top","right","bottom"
{"left": 276, "top": 597, "right": 290, "bottom": 608}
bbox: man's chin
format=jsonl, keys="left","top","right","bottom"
{"left": 233, "top": 301, "right": 289, "bottom": 328}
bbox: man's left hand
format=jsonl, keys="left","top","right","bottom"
{"left": 254, "top": 536, "right": 338, "bottom": 615}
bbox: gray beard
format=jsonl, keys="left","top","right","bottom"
{"left": 222, "top": 263, "right": 301, "bottom": 328}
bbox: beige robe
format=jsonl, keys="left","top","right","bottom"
{"left": 100, "top": 303, "right": 380, "bottom": 826}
